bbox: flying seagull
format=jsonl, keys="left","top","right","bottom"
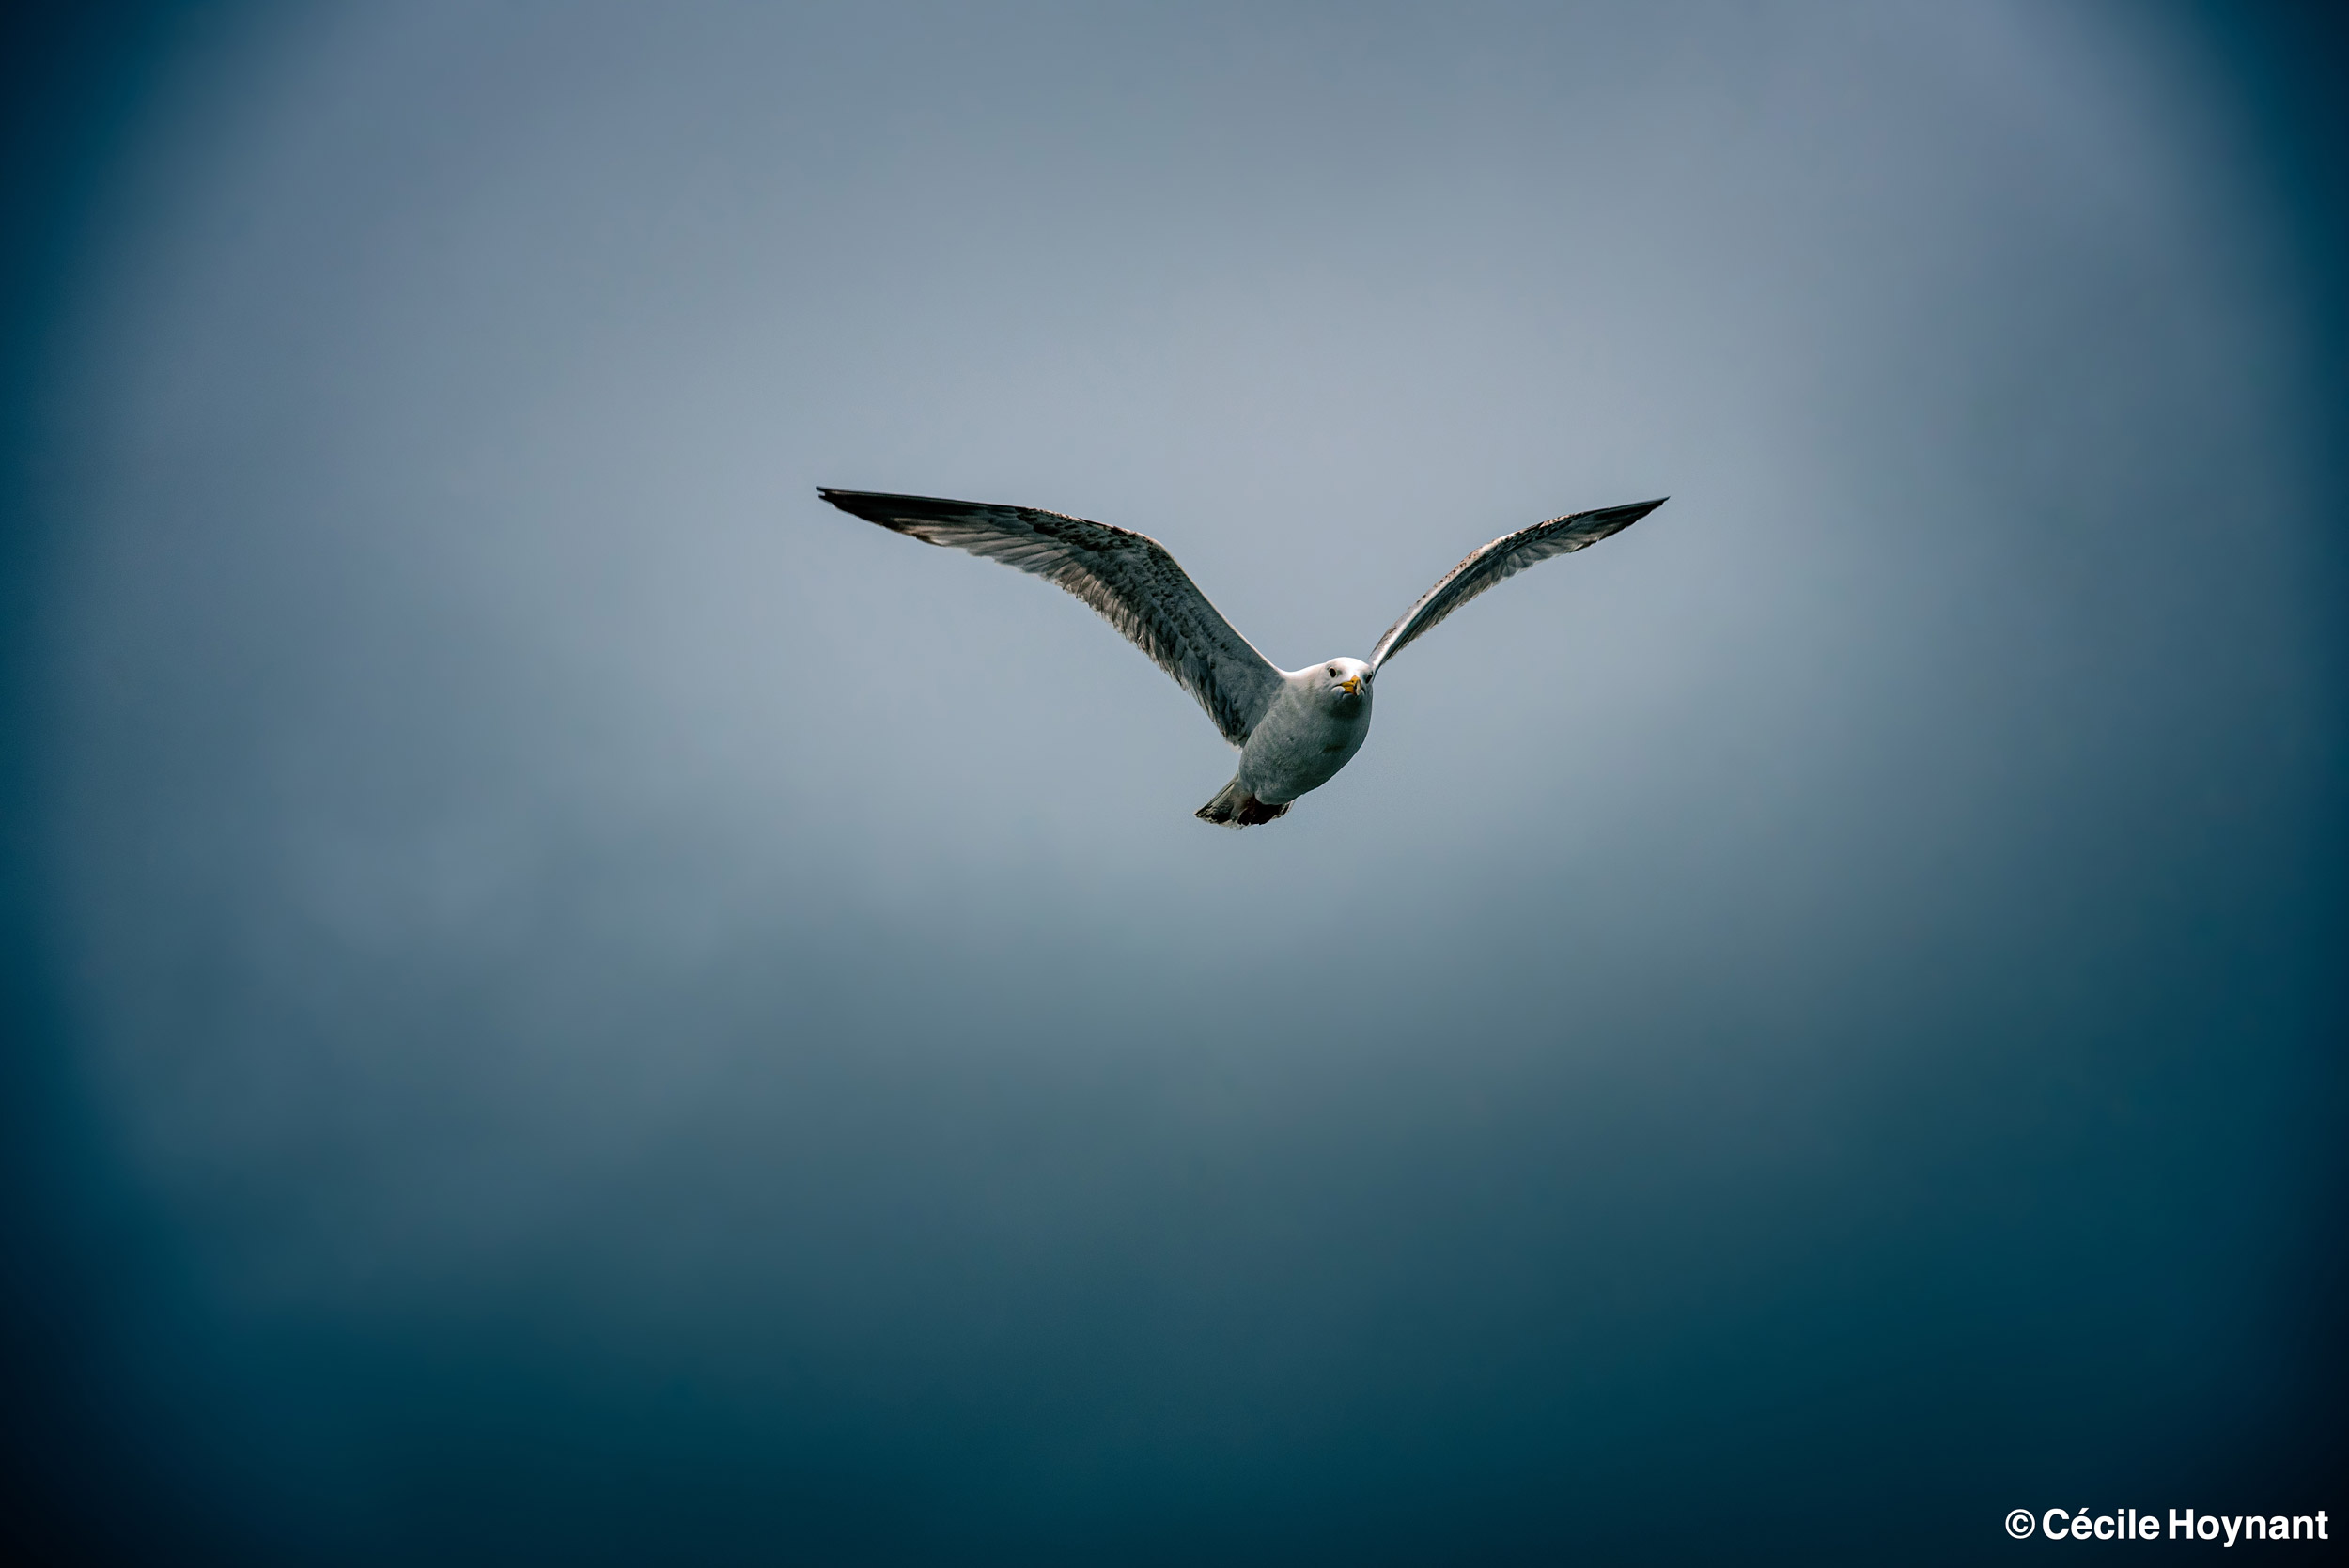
{"left": 818, "top": 488, "right": 1665, "bottom": 826}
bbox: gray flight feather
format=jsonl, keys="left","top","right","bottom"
{"left": 1368, "top": 498, "right": 1667, "bottom": 673}
{"left": 817, "top": 488, "right": 1285, "bottom": 747}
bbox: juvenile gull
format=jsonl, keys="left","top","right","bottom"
{"left": 817, "top": 488, "right": 1665, "bottom": 826}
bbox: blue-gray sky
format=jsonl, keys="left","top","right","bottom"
{"left": 5, "top": 3, "right": 2343, "bottom": 1563}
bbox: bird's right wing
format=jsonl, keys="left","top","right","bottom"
{"left": 818, "top": 488, "right": 1285, "bottom": 746}
{"left": 1368, "top": 498, "right": 1666, "bottom": 672}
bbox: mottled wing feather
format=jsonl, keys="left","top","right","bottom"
{"left": 1368, "top": 498, "right": 1666, "bottom": 672}
{"left": 818, "top": 488, "right": 1283, "bottom": 746}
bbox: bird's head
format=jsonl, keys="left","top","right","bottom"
{"left": 1317, "top": 658, "right": 1372, "bottom": 707}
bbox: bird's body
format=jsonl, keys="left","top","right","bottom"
{"left": 1199, "top": 658, "right": 1375, "bottom": 825}
{"left": 817, "top": 488, "right": 1663, "bottom": 826}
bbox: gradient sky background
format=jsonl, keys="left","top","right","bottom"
{"left": 3, "top": 4, "right": 2343, "bottom": 1564}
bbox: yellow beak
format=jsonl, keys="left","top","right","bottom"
{"left": 1339, "top": 676, "right": 1361, "bottom": 695}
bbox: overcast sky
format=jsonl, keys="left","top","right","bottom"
{"left": 10, "top": 3, "right": 2344, "bottom": 1562}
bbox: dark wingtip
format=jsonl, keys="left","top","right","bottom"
{"left": 817, "top": 486, "right": 1003, "bottom": 541}
{"left": 1588, "top": 496, "right": 1668, "bottom": 532}
{"left": 817, "top": 487, "right": 902, "bottom": 524}
{"left": 818, "top": 486, "right": 976, "bottom": 519}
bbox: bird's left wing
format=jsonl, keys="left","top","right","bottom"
{"left": 818, "top": 488, "right": 1284, "bottom": 746}
{"left": 1367, "top": 498, "right": 1666, "bottom": 672}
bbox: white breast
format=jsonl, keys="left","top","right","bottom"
{"left": 1237, "top": 673, "right": 1374, "bottom": 805}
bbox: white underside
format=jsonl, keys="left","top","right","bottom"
{"left": 1236, "top": 666, "right": 1373, "bottom": 805}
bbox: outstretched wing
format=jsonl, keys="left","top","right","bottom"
{"left": 1368, "top": 498, "right": 1666, "bottom": 672}
{"left": 818, "top": 488, "right": 1284, "bottom": 746}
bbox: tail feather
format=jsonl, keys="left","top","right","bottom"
{"left": 1195, "top": 778, "right": 1290, "bottom": 828}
